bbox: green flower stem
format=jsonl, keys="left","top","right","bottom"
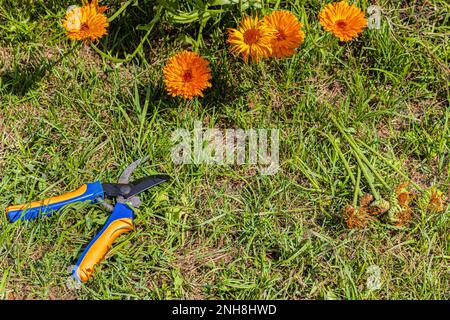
{"left": 354, "top": 167, "right": 361, "bottom": 207}
{"left": 322, "top": 131, "right": 362, "bottom": 197}
{"left": 92, "top": 28, "right": 151, "bottom": 63}
{"left": 331, "top": 115, "right": 390, "bottom": 191}
{"left": 107, "top": 0, "right": 133, "bottom": 23}
{"left": 92, "top": 6, "right": 162, "bottom": 63}
{"left": 352, "top": 148, "right": 381, "bottom": 200}
{"left": 356, "top": 138, "right": 423, "bottom": 192}
{"left": 328, "top": 133, "right": 355, "bottom": 185}
{"left": 344, "top": 131, "right": 390, "bottom": 190}
{"left": 194, "top": 4, "right": 209, "bottom": 52}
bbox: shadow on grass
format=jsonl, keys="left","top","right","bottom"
{"left": 109, "top": 54, "right": 252, "bottom": 122}
{"left": 95, "top": 3, "right": 164, "bottom": 63}
{"left": 202, "top": 60, "right": 251, "bottom": 108}
{"left": 0, "top": 44, "right": 80, "bottom": 97}
{"left": 0, "top": 59, "right": 51, "bottom": 97}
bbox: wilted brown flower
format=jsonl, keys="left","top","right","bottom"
{"left": 419, "top": 187, "right": 447, "bottom": 213}
{"left": 395, "top": 182, "right": 414, "bottom": 207}
{"left": 343, "top": 191, "right": 398, "bottom": 228}
{"left": 388, "top": 182, "right": 414, "bottom": 226}
{"left": 343, "top": 205, "right": 373, "bottom": 229}
{"left": 360, "top": 193, "right": 374, "bottom": 207}
{"left": 368, "top": 198, "right": 390, "bottom": 216}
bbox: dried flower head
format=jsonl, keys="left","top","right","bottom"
{"left": 343, "top": 204, "right": 373, "bottom": 229}
{"left": 419, "top": 187, "right": 447, "bottom": 213}
{"left": 428, "top": 189, "right": 446, "bottom": 212}
{"left": 388, "top": 182, "right": 414, "bottom": 226}
{"left": 368, "top": 198, "right": 390, "bottom": 216}
{"left": 395, "top": 182, "right": 414, "bottom": 207}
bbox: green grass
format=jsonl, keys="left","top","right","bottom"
{"left": 0, "top": 0, "right": 449, "bottom": 299}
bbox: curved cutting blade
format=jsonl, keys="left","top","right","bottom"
{"left": 124, "top": 174, "right": 170, "bottom": 199}
{"left": 109, "top": 157, "right": 170, "bottom": 206}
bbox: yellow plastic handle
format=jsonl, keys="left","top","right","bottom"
{"left": 6, "top": 182, "right": 105, "bottom": 222}
{"left": 6, "top": 185, "right": 88, "bottom": 213}
{"left": 74, "top": 217, "right": 134, "bottom": 282}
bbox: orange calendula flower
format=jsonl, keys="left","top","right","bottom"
{"left": 163, "top": 51, "right": 212, "bottom": 100}
{"left": 63, "top": 0, "right": 109, "bottom": 42}
{"left": 227, "top": 15, "right": 275, "bottom": 63}
{"left": 262, "top": 10, "right": 305, "bottom": 58}
{"left": 319, "top": 1, "right": 367, "bottom": 42}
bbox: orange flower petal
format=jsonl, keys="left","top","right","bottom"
{"left": 227, "top": 15, "right": 275, "bottom": 63}
{"left": 263, "top": 10, "right": 305, "bottom": 58}
{"left": 163, "top": 51, "right": 212, "bottom": 100}
{"left": 319, "top": 1, "right": 367, "bottom": 42}
{"left": 62, "top": 0, "right": 109, "bottom": 42}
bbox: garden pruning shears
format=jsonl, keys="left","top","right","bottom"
{"left": 5, "top": 158, "right": 170, "bottom": 283}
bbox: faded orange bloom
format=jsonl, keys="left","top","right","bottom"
{"left": 428, "top": 188, "right": 446, "bottom": 212}
{"left": 395, "top": 182, "right": 414, "bottom": 207}
{"left": 388, "top": 182, "right": 415, "bottom": 226}
{"left": 343, "top": 205, "right": 373, "bottom": 229}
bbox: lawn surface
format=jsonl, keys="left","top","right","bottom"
{"left": 0, "top": 0, "right": 448, "bottom": 299}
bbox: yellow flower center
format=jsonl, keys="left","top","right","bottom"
{"left": 243, "top": 28, "right": 260, "bottom": 45}
{"left": 182, "top": 70, "right": 193, "bottom": 82}
{"left": 335, "top": 20, "right": 347, "bottom": 29}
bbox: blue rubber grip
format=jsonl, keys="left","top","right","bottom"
{"left": 6, "top": 181, "right": 105, "bottom": 222}
{"left": 72, "top": 202, "right": 134, "bottom": 282}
